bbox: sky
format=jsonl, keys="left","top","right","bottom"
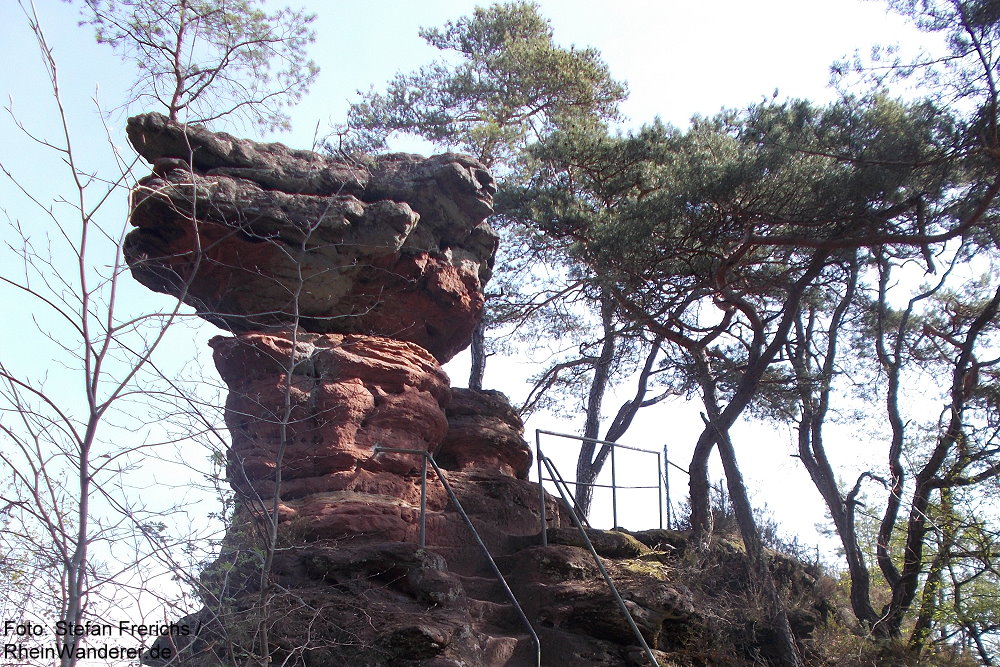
{"left": 0, "top": 0, "right": 945, "bottom": 571}
{"left": 283, "top": 0, "right": 927, "bottom": 144}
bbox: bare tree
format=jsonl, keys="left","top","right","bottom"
{"left": 81, "top": 0, "right": 319, "bottom": 130}
{"left": 0, "top": 4, "right": 225, "bottom": 665}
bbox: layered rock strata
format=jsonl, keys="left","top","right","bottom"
{"left": 125, "top": 112, "right": 498, "bottom": 362}
{"left": 130, "top": 118, "right": 831, "bottom": 667}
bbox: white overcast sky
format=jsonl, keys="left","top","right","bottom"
{"left": 0, "top": 0, "right": 942, "bottom": 549}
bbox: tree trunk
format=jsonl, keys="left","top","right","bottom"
{"left": 877, "top": 283, "right": 1000, "bottom": 637}
{"left": 688, "top": 427, "right": 716, "bottom": 544}
{"left": 706, "top": 383, "right": 803, "bottom": 667}
{"left": 688, "top": 250, "right": 829, "bottom": 544}
{"left": 909, "top": 488, "right": 951, "bottom": 652}
{"left": 789, "top": 259, "right": 883, "bottom": 630}
{"left": 682, "top": 251, "right": 832, "bottom": 667}
{"left": 575, "top": 294, "right": 616, "bottom": 518}
{"left": 469, "top": 318, "right": 487, "bottom": 389}
{"left": 574, "top": 328, "right": 664, "bottom": 520}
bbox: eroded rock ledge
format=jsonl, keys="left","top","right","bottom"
{"left": 124, "top": 112, "right": 498, "bottom": 362}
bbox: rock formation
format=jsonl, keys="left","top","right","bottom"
{"left": 129, "top": 116, "right": 837, "bottom": 667}
{"left": 125, "top": 112, "right": 498, "bottom": 362}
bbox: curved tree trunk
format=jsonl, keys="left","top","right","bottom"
{"left": 575, "top": 294, "right": 616, "bottom": 518}
{"left": 688, "top": 251, "right": 829, "bottom": 544}
{"left": 701, "top": 364, "right": 803, "bottom": 667}
{"left": 575, "top": 328, "right": 665, "bottom": 520}
{"left": 788, "top": 258, "right": 883, "bottom": 630}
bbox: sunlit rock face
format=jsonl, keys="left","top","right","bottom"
{"left": 210, "top": 331, "right": 452, "bottom": 543}
{"left": 131, "top": 117, "right": 836, "bottom": 667}
{"left": 211, "top": 332, "right": 451, "bottom": 499}
{"left": 437, "top": 388, "right": 533, "bottom": 479}
{"left": 208, "top": 335, "right": 539, "bottom": 546}
{"left": 124, "top": 112, "right": 498, "bottom": 362}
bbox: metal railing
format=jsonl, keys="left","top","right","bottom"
{"left": 373, "top": 446, "right": 541, "bottom": 667}
{"left": 531, "top": 430, "right": 694, "bottom": 666}
{"left": 535, "top": 430, "right": 672, "bottom": 532}
{"left": 536, "top": 451, "right": 661, "bottom": 667}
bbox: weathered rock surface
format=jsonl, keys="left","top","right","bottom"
{"left": 125, "top": 113, "right": 498, "bottom": 361}
{"left": 502, "top": 544, "right": 698, "bottom": 658}
{"left": 133, "top": 118, "right": 841, "bottom": 667}
{"left": 156, "top": 513, "right": 839, "bottom": 666}
{"left": 211, "top": 332, "right": 451, "bottom": 505}
{"left": 437, "top": 388, "right": 533, "bottom": 479}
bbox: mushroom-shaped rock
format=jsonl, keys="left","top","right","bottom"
{"left": 125, "top": 113, "right": 498, "bottom": 362}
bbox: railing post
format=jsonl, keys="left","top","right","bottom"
{"left": 656, "top": 450, "right": 663, "bottom": 530}
{"left": 663, "top": 444, "right": 671, "bottom": 530}
{"left": 611, "top": 442, "right": 618, "bottom": 528}
{"left": 535, "top": 429, "right": 686, "bottom": 533}
{"left": 536, "top": 429, "right": 547, "bottom": 546}
{"left": 419, "top": 454, "right": 427, "bottom": 549}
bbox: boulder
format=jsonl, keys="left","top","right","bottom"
{"left": 437, "top": 388, "right": 533, "bottom": 479}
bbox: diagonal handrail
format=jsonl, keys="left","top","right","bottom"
{"left": 538, "top": 454, "right": 661, "bottom": 667}
{"left": 535, "top": 429, "right": 667, "bottom": 532}
{"left": 544, "top": 458, "right": 592, "bottom": 528}
{"left": 373, "top": 446, "right": 541, "bottom": 667}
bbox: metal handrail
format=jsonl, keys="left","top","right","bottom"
{"left": 562, "top": 481, "right": 661, "bottom": 490}
{"left": 658, "top": 444, "right": 690, "bottom": 531}
{"left": 539, "top": 455, "right": 660, "bottom": 667}
{"left": 372, "top": 446, "right": 541, "bottom": 667}
{"left": 535, "top": 429, "right": 669, "bottom": 532}
{"left": 543, "top": 457, "right": 592, "bottom": 528}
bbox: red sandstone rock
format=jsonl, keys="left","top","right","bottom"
{"left": 211, "top": 332, "right": 451, "bottom": 500}
{"left": 437, "top": 388, "right": 533, "bottom": 479}
{"left": 131, "top": 115, "right": 835, "bottom": 667}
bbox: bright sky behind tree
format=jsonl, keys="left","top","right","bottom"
{"left": 0, "top": 0, "right": 942, "bottom": 554}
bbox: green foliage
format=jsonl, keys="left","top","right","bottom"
{"left": 81, "top": 0, "right": 318, "bottom": 130}
{"left": 512, "top": 97, "right": 970, "bottom": 435}
{"left": 346, "top": 0, "right": 625, "bottom": 168}
{"left": 530, "top": 94, "right": 962, "bottom": 284}
{"left": 929, "top": 497, "right": 1000, "bottom": 660}
{"left": 516, "top": 6, "right": 1000, "bottom": 649}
